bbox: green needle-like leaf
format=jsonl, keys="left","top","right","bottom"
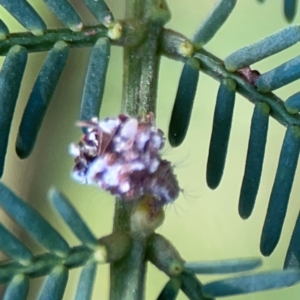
{"left": 157, "top": 278, "right": 181, "bottom": 300}
{"left": 0, "top": 45, "right": 27, "bottom": 177}
{"left": 202, "top": 269, "right": 300, "bottom": 298}
{"left": 0, "top": 182, "right": 70, "bottom": 256}
{"left": 185, "top": 257, "right": 262, "bottom": 274}
{"left": 192, "top": 0, "right": 237, "bottom": 46}
{"left": 0, "top": 0, "right": 46, "bottom": 36}
{"left": 0, "top": 223, "right": 33, "bottom": 264}
{"left": 74, "top": 260, "right": 97, "bottom": 300}
{"left": 285, "top": 212, "right": 300, "bottom": 269}
{"left": 0, "top": 19, "right": 9, "bottom": 40}
{"left": 83, "top": 0, "right": 114, "bottom": 23}
{"left": 3, "top": 275, "right": 29, "bottom": 300}
{"left": 256, "top": 55, "right": 300, "bottom": 92}
{"left": 168, "top": 58, "right": 200, "bottom": 147}
{"left": 260, "top": 126, "right": 300, "bottom": 256}
{"left": 43, "top": 0, "right": 82, "bottom": 32}
{"left": 180, "top": 271, "right": 210, "bottom": 300}
{"left": 239, "top": 103, "right": 269, "bottom": 219}
{"left": 49, "top": 188, "right": 98, "bottom": 248}
{"left": 16, "top": 40, "right": 70, "bottom": 159}
{"left": 80, "top": 37, "right": 110, "bottom": 122}
{"left": 285, "top": 91, "right": 300, "bottom": 114}
{"left": 206, "top": 78, "right": 236, "bottom": 189}
{"left": 39, "top": 265, "right": 68, "bottom": 300}
{"left": 224, "top": 25, "right": 300, "bottom": 71}
{"left": 284, "top": 0, "right": 298, "bottom": 22}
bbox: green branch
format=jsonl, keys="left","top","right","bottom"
{"left": 110, "top": 5, "right": 171, "bottom": 298}
{"left": 0, "top": 21, "right": 147, "bottom": 56}
{"left": 160, "top": 29, "right": 300, "bottom": 128}
{"left": 1, "top": 20, "right": 297, "bottom": 130}
{"left": 0, "top": 245, "right": 92, "bottom": 285}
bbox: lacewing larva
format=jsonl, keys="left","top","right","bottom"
{"left": 70, "top": 113, "right": 180, "bottom": 207}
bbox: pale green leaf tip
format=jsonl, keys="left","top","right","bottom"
{"left": 48, "top": 186, "right": 58, "bottom": 201}
{"left": 53, "top": 265, "right": 66, "bottom": 274}
{"left": 0, "top": 33, "right": 7, "bottom": 40}
{"left": 224, "top": 78, "right": 237, "bottom": 90}
{"left": 286, "top": 107, "right": 299, "bottom": 114}
{"left": 187, "top": 57, "right": 200, "bottom": 69}
{"left": 93, "top": 246, "right": 107, "bottom": 264}
{"left": 31, "top": 29, "right": 45, "bottom": 37}
{"left": 18, "top": 258, "right": 32, "bottom": 267}
{"left": 54, "top": 40, "right": 69, "bottom": 50}
{"left": 258, "top": 102, "right": 271, "bottom": 114}
{"left": 107, "top": 22, "right": 122, "bottom": 40}
{"left": 224, "top": 62, "right": 237, "bottom": 72}
{"left": 55, "top": 250, "right": 69, "bottom": 259}
{"left": 9, "top": 45, "right": 24, "bottom": 54}
{"left": 13, "top": 274, "right": 27, "bottom": 283}
{"left": 70, "top": 22, "right": 84, "bottom": 33}
{"left": 95, "top": 37, "right": 109, "bottom": 47}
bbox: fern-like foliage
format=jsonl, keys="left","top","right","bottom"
{"left": 166, "top": 0, "right": 300, "bottom": 260}
{"left": 0, "top": 183, "right": 129, "bottom": 299}
{"left": 0, "top": 182, "right": 299, "bottom": 299}
{"left": 1, "top": 0, "right": 300, "bottom": 299}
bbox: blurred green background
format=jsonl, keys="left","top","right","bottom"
{"left": 1, "top": 0, "right": 300, "bottom": 299}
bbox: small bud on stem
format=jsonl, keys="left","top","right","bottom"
{"left": 130, "top": 195, "right": 165, "bottom": 236}
{"left": 94, "top": 232, "right": 132, "bottom": 264}
{"left": 147, "top": 233, "right": 185, "bottom": 277}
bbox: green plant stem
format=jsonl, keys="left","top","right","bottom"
{"left": 125, "top": 0, "right": 144, "bottom": 19}
{"left": 110, "top": 1, "right": 170, "bottom": 299}
{"left": 122, "top": 26, "right": 160, "bottom": 115}
{"left": 111, "top": 200, "right": 148, "bottom": 300}
{"left": 194, "top": 49, "right": 300, "bottom": 127}
{"left": 109, "top": 235, "right": 148, "bottom": 300}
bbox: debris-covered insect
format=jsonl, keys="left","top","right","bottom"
{"left": 70, "top": 113, "right": 180, "bottom": 207}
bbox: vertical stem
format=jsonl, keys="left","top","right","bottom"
{"left": 110, "top": 233, "right": 148, "bottom": 300}
{"left": 122, "top": 0, "right": 145, "bottom": 116}
{"left": 125, "top": 0, "right": 144, "bottom": 19}
{"left": 122, "top": 0, "right": 170, "bottom": 116}
{"left": 110, "top": 1, "right": 171, "bottom": 300}
{"left": 122, "top": 26, "right": 160, "bottom": 115}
